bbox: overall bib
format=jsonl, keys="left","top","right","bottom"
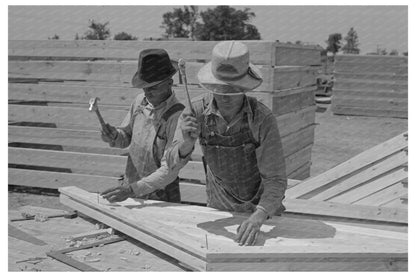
{"left": 200, "top": 103, "right": 264, "bottom": 213}
{"left": 124, "top": 102, "right": 184, "bottom": 202}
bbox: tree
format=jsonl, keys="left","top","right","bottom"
{"left": 193, "top": 6, "right": 261, "bottom": 40}
{"left": 342, "top": 27, "right": 360, "bottom": 54}
{"left": 326, "top": 33, "right": 342, "bottom": 56}
{"left": 389, "top": 49, "right": 399, "bottom": 56}
{"left": 48, "top": 34, "right": 60, "bottom": 40}
{"left": 74, "top": 33, "right": 80, "bottom": 40}
{"left": 82, "top": 20, "right": 110, "bottom": 40}
{"left": 403, "top": 52, "right": 408, "bottom": 56}
{"left": 114, "top": 32, "right": 138, "bottom": 40}
{"left": 161, "top": 6, "right": 199, "bottom": 39}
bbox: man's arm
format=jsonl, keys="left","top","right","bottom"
{"left": 255, "top": 113, "right": 288, "bottom": 216}
{"left": 129, "top": 111, "right": 183, "bottom": 196}
{"left": 165, "top": 109, "right": 199, "bottom": 172}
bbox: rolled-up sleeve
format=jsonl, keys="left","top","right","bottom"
{"left": 255, "top": 114, "right": 287, "bottom": 216}
{"left": 111, "top": 103, "right": 134, "bottom": 149}
{"left": 130, "top": 110, "right": 183, "bottom": 196}
{"left": 165, "top": 113, "right": 194, "bottom": 172}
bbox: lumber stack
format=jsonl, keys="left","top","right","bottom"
{"left": 332, "top": 55, "right": 408, "bottom": 118}
{"left": 285, "top": 132, "right": 408, "bottom": 211}
{"left": 59, "top": 186, "right": 408, "bottom": 271}
{"left": 8, "top": 40, "right": 321, "bottom": 197}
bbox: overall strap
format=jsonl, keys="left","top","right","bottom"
{"left": 161, "top": 103, "right": 185, "bottom": 122}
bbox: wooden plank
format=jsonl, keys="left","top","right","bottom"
{"left": 332, "top": 105, "right": 408, "bottom": 119}
{"left": 334, "top": 72, "right": 408, "bottom": 81}
{"left": 8, "top": 168, "right": 119, "bottom": 190}
{"left": 332, "top": 96, "right": 408, "bottom": 111}
{"left": 8, "top": 147, "right": 126, "bottom": 177}
{"left": 274, "top": 44, "right": 322, "bottom": 66}
{"left": 271, "top": 87, "right": 316, "bottom": 115}
{"left": 334, "top": 78, "right": 407, "bottom": 91}
{"left": 275, "top": 105, "right": 316, "bottom": 137}
{"left": 332, "top": 88, "right": 408, "bottom": 99}
{"left": 287, "top": 162, "right": 311, "bottom": 180}
{"left": 206, "top": 259, "right": 407, "bottom": 271}
{"left": 353, "top": 183, "right": 408, "bottom": 207}
{"left": 46, "top": 251, "right": 98, "bottom": 271}
{"left": 286, "top": 132, "right": 408, "bottom": 199}
{"left": 281, "top": 124, "right": 315, "bottom": 157}
{"left": 310, "top": 150, "right": 408, "bottom": 201}
{"left": 285, "top": 144, "right": 313, "bottom": 177}
{"left": 335, "top": 62, "right": 407, "bottom": 74}
{"left": 8, "top": 126, "right": 111, "bottom": 149}
{"left": 59, "top": 188, "right": 207, "bottom": 271}
{"left": 60, "top": 186, "right": 407, "bottom": 268}
{"left": 8, "top": 224, "right": 48, "bottom": 246}
{"left": 284, "top": 198, "right": 407, "bottom": 224}
{"left": 9, "top": 40, "right": 276, "bottom": 65}
{"left": 8, "top": 83, "right": 138, "bottom": 105}
{"left": 381, "top": 197, "right": 407, "bottom": 209}
{"left": 8, "top": 104, "right": 127, "bottom": 129}
{"left": 329, "top": 167, "right": 408, "bottom": 204}
{"left": 335, "top": 55, "right": 407, "bottom": 65}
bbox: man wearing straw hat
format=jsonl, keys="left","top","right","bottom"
{"left": 100, "top": 49, "right": 185, "bottom": 203}
{"left": 166, "top": 41, "right": 287, "bottom": 246}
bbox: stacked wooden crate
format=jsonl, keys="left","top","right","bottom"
{"left": 332, "top": 54, "right": 408, "bottom": 118}
{"left": 8, "top": 40, "right": 321, "bottom": 194}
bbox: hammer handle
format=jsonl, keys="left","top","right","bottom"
{"left": 95, "top": 109, "right": 108, "bottom": 131}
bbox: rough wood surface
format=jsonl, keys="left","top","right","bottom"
{"left": 59, "top": 186, "right": 407, "bottom": 271}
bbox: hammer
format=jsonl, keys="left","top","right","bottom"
{"left": 178, "top": 59, "right": 195, "bottom": 115}
{"left": 89, "top": 97, "right": 111, "bottom": 133}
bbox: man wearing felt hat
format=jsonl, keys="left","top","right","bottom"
{"left": 100, "top": 49, "right": 185, "bottom": 203}
{"left": 166, "top": 41, "right": 287, "bottom": 246}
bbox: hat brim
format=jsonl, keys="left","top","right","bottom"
{"left": 132, "top": 60, "right": 178, "bottom": 89}
{"left": 197, "top": 61, "right": 263, "bottom": 93}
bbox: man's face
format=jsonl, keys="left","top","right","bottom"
{"left": 143, "top": 78, "right": 173, "bottom": 106}
{"left": 213, "top": 93, "right": 245, "bottom": 110}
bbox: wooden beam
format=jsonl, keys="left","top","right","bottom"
{"left": 331, "top": 106, "right": 408, "bottom": 119}
{"left": 286, "top": 132, "right": 407, "bottom": 199}
{"left": 59, "top": 187, "right": 207, "bottom": 271}
{"left": 329, "top": 167, "right": 408, "bottom": 204}
{"left": 353, "top": 183, "right": 408, "bottom": 207}
{"left": 284, "top": 198, "right": 407, "bottom": 224}
{"left": 9, "top": 147, "right": 126, "bottom": 177}
{"left": 310, "top": 150, "right": 407, "bottom": 201}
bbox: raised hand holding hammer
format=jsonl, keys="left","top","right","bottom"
{"left": 89, "top": 97, "right": 118, "bottom": 143}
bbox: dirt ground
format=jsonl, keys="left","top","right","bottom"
{"left": 8, "top": 103, "right": 408, "bottom": 211}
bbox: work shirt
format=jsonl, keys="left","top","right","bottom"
{"left": 166, "top": 93, "right": 287, "bottom": 216}
{"left": 111, "top": 92, "right": 182, "bottom": 197}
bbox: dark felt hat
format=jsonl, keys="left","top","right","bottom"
{"left": 131, "top": 49, "right": 178, "bottom": 88}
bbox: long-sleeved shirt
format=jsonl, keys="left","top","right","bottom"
{"left": 166, "top": 93, "right": 287, "bottom": 216}
{"left": 111, "top": 91, "right": 182, "bottom": 197}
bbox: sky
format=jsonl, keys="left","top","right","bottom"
{"left": 8, "top": 5, "right": 408, "bottom": 54}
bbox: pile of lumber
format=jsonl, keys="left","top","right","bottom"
{"left": 8, "top": 40, "right": 321, "bottom": 199}
{"left": 332, "top": 54, "right": 408, "bottom": 118}
{"left": 285, "top": 132, "right": 408, "bottom": 211}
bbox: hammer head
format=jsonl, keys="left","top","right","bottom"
{"left": 178, "top": 58, "right": 186, "bottom": 74}
{"left": 88, "top": 97, "right": 100, "bottom": 112}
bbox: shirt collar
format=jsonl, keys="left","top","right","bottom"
{"left": 140, "top": 91, "right": 178, "bottom": 119}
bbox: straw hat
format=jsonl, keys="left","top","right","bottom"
{"left": 197, "top": 41, "right": 263, "bottom": 94}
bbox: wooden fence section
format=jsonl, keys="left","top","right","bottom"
{"left": 59, "top": 186, "right": 408, "bottom": 272}
{"left": 332, "top": 55, "right": 408, "bottom": 118}
{"left": 8, "top": 40, "right": 321, "bottom": 197}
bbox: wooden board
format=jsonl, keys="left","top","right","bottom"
{"left": 286, "top": 132, "right": 408, "bottom": 199}
{"left": 332, "top": 89, "right": 408, "bottom": 99}
{"left": 335, "top": 55, "right": 407, "bottom": 65}
{"left": 334, "top": 72, "right": 408, "bottom": 82}
{"left": 9, "top": 40, "right": 322, "bottom": 66}
{"left": 334, "top": 78, "right": 407, "bottom": 91}
{"left": 331, "top": 106, "right": 408, "bottom": 119}
{"left": 9, "top": 60, "right": 319, "bottom": 92}
{"left": 59, "top": 186, "right": 407, "bottom": 271}
{"left": 9, "top": 147, "right": 126, "bottom": 176}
